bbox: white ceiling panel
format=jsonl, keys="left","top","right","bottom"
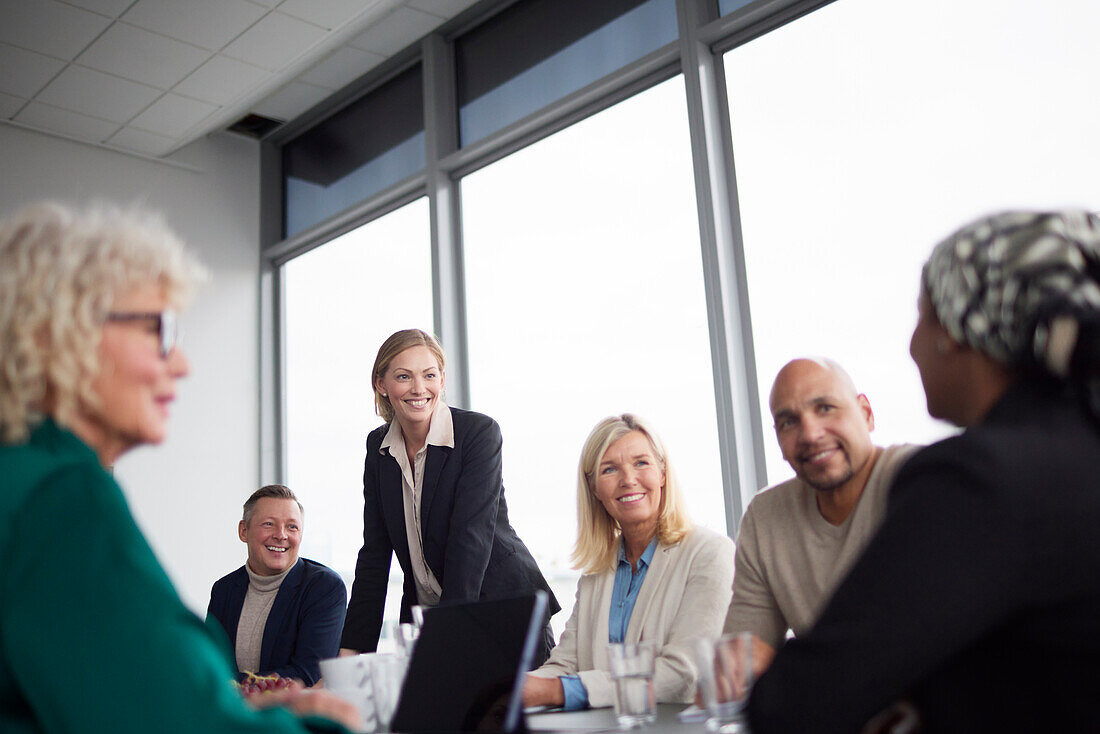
{"left": 222, "top": 12, "right": 328, "bottom": 71}
{"left": 0, "top": 0, "right": 111, "bottom": 60}
{"left": 251, "top": 80, "right": 330, "bottom": 121}
{"left": 14, "top": 102, "right": 119, "bottom": 142}
{"left": 37, "top": 65, "right": 161, "bottom": 123}
{"left": 299, "top": 45, "right": 385, "bottom": 90}
{"left": 130, "top": 93, "right": 218, "bottom": 138}
{"left": 278, "top": 0, "right": 383, "bottom": 31}
{"left": 347, "top": 6, "right": 442, "bottom": 57}
{"left": 0, "top": 0, "right": 475, "bottom": 156}
{"left": 407, "top": 0, "right": 480, "bottom": 19}
{"left": 108, "top": 125, "right": 181, "bottom": 157}
{"left": 121, "top": 0, "right": 267, "bottom": 51}
{"left": 64, "top": 0, "right": 136, "bottom": 18}
{"left": 76, "top": 22, "right": 209, "bottom": 90}
{"left": 0, "top": 91, "right": 25, "bottom": 118}
{"left": 174, "top": 55, "right": 269, "bottom": 106}
{"left": 0, "top": 43, "right": 67, "bottom": 99}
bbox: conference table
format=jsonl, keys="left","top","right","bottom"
{"left": 528, "top": 704, "right": 712, "bottom": 734}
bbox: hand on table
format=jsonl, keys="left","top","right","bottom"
{"left": 245, "top": 684, "right": 361, "bottom": 731}
{"left": 523, "top": 675, "right": 565, "bottom": 708}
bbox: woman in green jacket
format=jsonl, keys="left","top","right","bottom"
{"left": 0, "top": 202, "right": 357, "bottom": 734}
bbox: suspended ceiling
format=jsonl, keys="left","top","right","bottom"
{"left": 0, "top": 0, "right": 479, "bottom": 159}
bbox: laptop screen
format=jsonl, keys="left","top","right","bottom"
{"left": 391, "top": 592, "right": 548, "bottom": 733}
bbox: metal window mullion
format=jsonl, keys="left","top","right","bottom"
{"left": 259, "top": 139, "right": 285, "bottom": 485}
{"left": 423, "top": 33, "right": 470, "bottom": 409}
{"left": 676, "top": 0, "right": 768, "bottom": 536}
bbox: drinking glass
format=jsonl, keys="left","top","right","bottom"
{"left": 607, "top": 642, "right": 657, "bottom": 728}
{"left": 367, "top": 653, "right": 408, "bottom": 733}
{"left": 394, "top": 622, "right": 420, "bottom": 658}
{"left": 706, "top": 632, "right": 755, "bottom": 733}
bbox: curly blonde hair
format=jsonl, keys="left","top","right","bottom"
{"left": 571, "top": 414, "right": 693, "bottom": 574}
{"left": 0, "top": 201, "right": 205, "bottom": 444}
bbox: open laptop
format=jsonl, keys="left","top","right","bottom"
{"left": 391, "top": 591, "right": 548, "bottom": 733}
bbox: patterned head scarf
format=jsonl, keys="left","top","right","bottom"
{"left": 921, "top": 210, "right": 1100, "bottom": 414}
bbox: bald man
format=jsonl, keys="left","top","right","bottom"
{"left": 724, "top": 358, "right": 920, "bottom": 655}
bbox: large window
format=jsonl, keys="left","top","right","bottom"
{"left": 724, "top": 0, "right": 1100, "bottom": 483}
{"left": 455, "top": 0, "right": 677, "bottom": 145}
{"left": 284, "top": 198, "right": 432, "bottom": 619}
{"left": 461, "top": 75, "right": 722, "bottom": 629}
{"left": 283, "top": 65, "right": 425, "bottom": 238}
{"left": 267, "top": 0, "right": 1100, "bottom": 637}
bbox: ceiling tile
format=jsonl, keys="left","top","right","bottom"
{"left": 63, "top": 0, "right": 135, "bottom": 18}
{"left": 174, "top": 55, "right": 270, "bottom": 106}
{"left": 0, "top": 43, "right": 67, "bottom": 98}
{"left": 298, "top": 45, "right": 384, "bottom": 90}
{"left": 346, "top": 6, "right": 441, "bottom": 57}
{"left": 222, "top": 11, "right": 327, "bottom": 70}
{"left": 0, "top": 0, "right": 111, "bottom": 60}
{"left": 0, "top": 91, "right": 26, "bottom": 118}
{"left": 246, "top": 0, "right": 279, "bottom": 6}
{"left": 76, "top": 22, "right": 209, "bottom": 90}
{"left": 130, "top": 93, "right": 218, "bottom": 137}
{"left": 14, "top": 101, "right": 120, "bottom": 142}
{"left": 251, "top": 80, "right": 329, "bottom": 120}
{"left": 121, "top": 0, "right": 267, "bottom": 51}
{"left": 406, "top": 0, "right": 480, "bottom": 20}
{"left": 37, "top": 65, "right": 161, "bottom": 123}
{"left": 108, "top": 125, "right": 179, "bottom": 157}
{"left": 278, "top": 0, "right": 379, "bottom": 31}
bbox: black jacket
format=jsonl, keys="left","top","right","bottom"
{"left": 341, "top": 407, "right": 559, "bottom": 652}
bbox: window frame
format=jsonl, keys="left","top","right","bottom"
{"left": 259, "top": 0, "right": 839, "bottom": 533}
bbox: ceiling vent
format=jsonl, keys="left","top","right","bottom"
{"left": 226, "top": 113, "right": 285, "bottom": 139}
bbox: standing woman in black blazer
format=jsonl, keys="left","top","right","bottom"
{"left": 340, "top": 329, "right": 559, "bottom": 661}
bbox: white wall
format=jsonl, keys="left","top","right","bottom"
{"left": 0, "top": 124, "right": 261, "bottom": 613}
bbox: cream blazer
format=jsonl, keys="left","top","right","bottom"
{"left": 532, "top": 527, "right": 735, "bottom": 708}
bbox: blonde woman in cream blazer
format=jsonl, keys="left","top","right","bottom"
{"left": 524, "top": 414, "right": 735, "bottom": 709}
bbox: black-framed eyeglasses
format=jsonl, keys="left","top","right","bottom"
{"left": 106, "top": 309, "right": 180, "bottom": 358}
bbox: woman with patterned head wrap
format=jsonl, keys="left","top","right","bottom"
{"left": 744, "top": 210, "right": 1100, "bottom": 734}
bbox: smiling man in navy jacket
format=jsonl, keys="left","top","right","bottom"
{"left": 207, "top": 485, "right": 346, "bottom": 685}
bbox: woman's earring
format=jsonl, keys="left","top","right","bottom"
{"left": 381, "top": 392, "right": 388, "bottom": 397}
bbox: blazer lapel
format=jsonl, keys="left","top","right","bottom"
{"left": 378, "top": 455, "right": 412, "bottom": 568}
{"left": 260, "top": 558, "right": 303, "bottom": 672}
{"left": 626, "top": 542, "right": 674, "bottom": 642}
{"left": 592, "top": 570, "right": 616, "bottom": 670}
{"left": 223, "top": 568, "right": 249, "bottom": 650}
{"left": 420, "top": 444, "right": 449, "bottom": 530}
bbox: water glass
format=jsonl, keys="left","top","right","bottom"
{"left": 366, "top": 652, "right": 408, "bottom": 733}
{"left": 705, "top": 632, "right": 755, "bottom": 733}
{"left": 607, "top": 642, "right": 657, "bottom": 728}
{"left": 394, "top": 622, "right": 420, "bottom": 658}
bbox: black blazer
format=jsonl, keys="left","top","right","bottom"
{"left": 341, "top": 406, "right": 559, "bottom": 652}
{"left": 206, "top": 557, "right": 347, "bottom": 685}
{"left": 747, "top": 380, "right": 1100, "bottom": 733}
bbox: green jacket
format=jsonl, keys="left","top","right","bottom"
{"left": 0, "top": 419, "right": 341, "bottom": 734}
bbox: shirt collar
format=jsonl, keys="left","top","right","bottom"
{"left": 379, "top": 401, "right": 455, "bottom": 454}
{"left": 617, "top": 536, "right": 659, "bottom": 569}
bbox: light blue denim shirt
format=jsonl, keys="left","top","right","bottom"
{"left": 560, "top": 537, "right": 659, "bottom": 710}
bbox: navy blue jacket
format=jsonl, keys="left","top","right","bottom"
{"left": 207, "top": 557, "right": 346, "bottom": 685}
{"left": 341, "top": 407, "right": 559, "bottom": 653}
